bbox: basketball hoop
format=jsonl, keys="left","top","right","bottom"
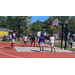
{"left": 51, "top": 25, "right": 56, "bottom": 29}
{"left": 52, "top": 19, "right": 58, "bottom": 26}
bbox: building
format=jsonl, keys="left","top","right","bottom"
{"left": 0, "top": 28, "right": 13, "bottom": 37}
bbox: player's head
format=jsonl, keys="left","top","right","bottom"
{"left": 70, "top": 36, "right": 72, "bottom": 38}
{"left": 51, "top": 34, "right": 53, "bottom": 37}
{"left": 25, "top": 34, "right": 26, "bottom": 36}
{"left": 41, "top": 34, "right": 43, "bottom": 37}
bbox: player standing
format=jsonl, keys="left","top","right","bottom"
{"left": 31, "top": 36, "right": 35, "bottom": 47}
{"left": 23, "top": 34, "right": 28, "bottom": 47}
{"left": 48, "top": 34, "right": 56, "bottom": 52}
{"left": 10, "top": 29, "right": 18, "bottom": 49}
{"left": 39, "top": 34, "right": 44, "bottom": 52}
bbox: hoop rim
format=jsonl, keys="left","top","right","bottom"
{"left": 51, "top": 25, "right": 56, "bottom": 27}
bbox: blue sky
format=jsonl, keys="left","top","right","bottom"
{"left": 32, "top": 16, "right": 72, "bottom": 23}
{"left": 32, "top": 16, "right": 50, "bottom": 23}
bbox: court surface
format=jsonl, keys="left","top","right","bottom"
{"left": 0, "top": 42, "right": 75, "bottom": 58}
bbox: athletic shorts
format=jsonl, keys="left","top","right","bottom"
{"left": 32, "top": 40, "right": 35, "bottom": 42}
{"left": 24, "top": 41, "right": 27, "bottom": 43}
{"left": 12, "top": 39, "right": 15, "bottom": 43}
{"left": 50, "top": 42, "right": 54, "bottom": 46}
{"left": 40, "top": 42, "right": 44, "bottom": 46}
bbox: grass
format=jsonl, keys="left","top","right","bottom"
{"left": 68, "top": 48, "right": 75, "bottom": 52}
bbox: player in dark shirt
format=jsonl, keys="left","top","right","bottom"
{"left": 31, "top": 36, "right": 35, "bottom": 47}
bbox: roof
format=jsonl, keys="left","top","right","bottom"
{"left": 0, "top": 28, "right": 13, "bottom": 32}
{"left": 0, "top": 28, "right": 9, "bottom": 31}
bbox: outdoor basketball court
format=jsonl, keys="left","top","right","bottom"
{"left": 0, "top": 42, "right": 75, "bottom": 58}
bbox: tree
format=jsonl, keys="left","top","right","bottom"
{"left": 55, "top": 16, "right": 70, "bottom": 23}
{"left": 32, "top": 20, "right": 43, "bottom": 33}
{"left": 0, "top": 16, "right": 6, "bottom": 27}
{"left": 43, "top": 17, "right": 53, "bottom": 34}
{"left": 68, "top": 16, "right": 75, "bottom": 35}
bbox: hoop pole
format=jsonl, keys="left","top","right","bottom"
{"left": 61, "top": 24, "right": 64, "bottom": 49}
{"left": 64, "top": 24, "right": 68, "bottom": 50}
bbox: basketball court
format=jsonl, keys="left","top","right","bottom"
{"left": 0, "top": 42, "right": 75, "bottom": 58}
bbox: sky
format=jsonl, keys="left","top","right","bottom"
{"left": 32, "top": 16, "right": 50, "bottom": 23}
{"left": 32, "top": 16, "right": 72, "bottom": 23}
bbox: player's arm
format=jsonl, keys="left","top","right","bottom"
{"left": 14, "top": 29, "right": 18, "bottom": 34}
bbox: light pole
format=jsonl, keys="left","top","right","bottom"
{"left": 27, "top": 16, "right": 29, "bottom": 36}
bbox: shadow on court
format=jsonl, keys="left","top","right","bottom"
{"left": 31, "top": 50, "right": 50, "bottom": 52}
{"left": 5, "top": 47, "right": 10, "bottom": 49}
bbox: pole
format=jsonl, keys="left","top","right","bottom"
{"left": 52, "top": 16, "right": 56, "bottom": 34}
{"left": 61, "top": 24, "right": 64, "bottom": 49}
{"left": 30, "top": 17, "right": 32, "bottom": 34}
{"left": 27, "top": 16, "right": 29, "bottom": 36}
{"left": 64, "top": 24, "right": 68, "bottom": 50}
{"left": 19, "top": 19, "right": 20, "bottom": 37}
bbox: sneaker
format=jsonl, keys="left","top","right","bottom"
{"left": 54, "top": 50, "right": 56, "bottom": 52}
{"left": 51, "top": 50, "right": 52, "bottom": 52}
{"left": 40, "top": 50, "right": 41, "bottom": 52}
{"left": 42, "top": 50, "right": 44, "bottom": 52}
{"left": 12, "top": 48, "right": 14, "bottom": 49}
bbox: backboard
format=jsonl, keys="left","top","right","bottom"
{"left": 52, "top": 19, "right": 58, "bottom": 26}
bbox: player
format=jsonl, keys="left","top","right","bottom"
{"left": 39, "top": 34, "right": 44, "bottom": 52}
{"left": 10, "top": 29, "right": 18, "bottom": 49}
{"left": 31, "top": 36, "right": 35, "bottom": 47}
{"left": 23, "top": 34, "right": 28, "bottom": 47}
{"left": 48, "top": 34, "right": 56, "bottom": 52}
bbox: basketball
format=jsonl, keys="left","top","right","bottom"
{"left": 26, "top": 20, "right": 28, "bottom": 22}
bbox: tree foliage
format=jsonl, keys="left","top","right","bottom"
{"left": 0, "top": 16, "right": 32, "bottom": 35}
{"left": 0, "top": 16, "right": 75, "bottom": 36}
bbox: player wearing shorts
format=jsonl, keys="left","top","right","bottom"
{"left": 10, "top": 29, "right": 18, "bottom": 49}
{"left": 31, "top": 36, "right": 35, "bottom": 47}
{"left": 39, "top": 34, "right": 44, "bottom": 52}
{"left": 48, "top": 34, "right": 56, "bottom": 52}
{"left": 23, "top": 35, "right": 28, "bottom": 47}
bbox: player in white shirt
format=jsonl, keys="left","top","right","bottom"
{"left": 48, "top": 34, "right": 56, "bottom": 52}
{"left": 23, "top": 34, "right": 28, "bottom": 47}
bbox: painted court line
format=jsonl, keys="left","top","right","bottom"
{"left": 0, "top": 45, "right": 9, "bottom": 48}
{"left": 0, "top": 44, "right": 22, "bottom": 58}
{"left": 0, "top": 51, "right": 22, "bottom": 58}
{"left": 0, "top": 49, "right": 17, "bottom": 52}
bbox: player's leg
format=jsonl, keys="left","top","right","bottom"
{"left": 25, "top": 41, "right": 27, "bottom": 47}
{"left": 23, "top": 41, "right": 24, "bottom": 47}
{"left": 34, "top": 41, "right": 35, "bottom": 47}
{"left": 10, "top": 43, "right": 12, "bottom": 49}
{"left": 42, "top": 46, "right": 44, "bottom": 52}
{"left": 12, "top": 43, "right": 14, "bottom": 49}
{"left": 40, "top": 46, "right": 41, "bottom": 52}
{"left": 31, "top": 41, "right": 32, "bottom": 46}
{"left": 51, "top": 46, "right": 52, "bottom": 52}
{"left": 52, "top": 43, "right": 56, "bottom": 52}
{"left": 10, "top": 39, "right": 12, "bottom": 48}
{"left": 50, "top": 42, "right": 53, "bottom": 52}
{"left": 40, "top": 42, "right": 41, "bottom": 51}
{"left": 53, "top": 46, "right": 56, "bottom": 52}
{"left": 42, "top": 43, "right": 44, "bottom": 52}
{"left": 26, "top": 41, "right": 27, "bottom": 47}
{"left": 12, "top": 39, "right": 15, "bottom": 49}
